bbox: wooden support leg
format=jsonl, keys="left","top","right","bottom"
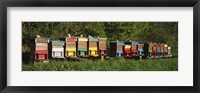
{"left": 101, "top": 55, "right": 104, "bottom": 62}
{"left": 140, "top": 56, "right": 142, "bottom": 60}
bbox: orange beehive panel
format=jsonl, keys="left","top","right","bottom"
{"left": 35, "top": 38, "right": 49, "bottom": 43}
{"left": 117, "top": 45, "right": 123, "bottom": 50}
{"left": 36, "top": 46, "right": 48, "bottom": 50}
{"left": 66, "top": 42, "right": 76, "bottom": 45}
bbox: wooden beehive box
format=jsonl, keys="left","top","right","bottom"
{"left": 168, "top": 46, "right": 172, "bottom": 55}
{"left": 160, "top": 43, "right": 164, "bottom": 53}
{"left": 98, "top": 38, "right": 107, "bottom": 55}
{"left": 148, "top": 43, "right": 153, "bottom": 53}
{"left": 65, "top": 37, "right": 77, "bottom": 57}
{"left": 77, "top": 37, "right": 88, "bottom": 56}
{"left": 157, "top": 44, "right": 161, "bottom": 52}
{"left": 138, "top": 44, "right": 144, "bottom": 56}
{"left": 164, "top": 44, "right": 168, "bottom": 55}
{"left": 51, "top": 40, "right": 65, "bottom": 58}
{"left": 109, "top": 41, "right": 124, "bottom": 57}
{"left": 131, "top": 41, "right": 138, "bottom": 56}
{"left": 153, "top": 43, "right": 157, "bottom": 56}
{"left": 33, "top": 37, "right": 50, "bottom": 62}
{"left": 124, "top": 41, "right": 132, "bottom": 57}
{"left": 88, "top": 37, "right": 98, "bottom": 57}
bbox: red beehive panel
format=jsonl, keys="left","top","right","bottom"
{"left": 132, "top": 45, "right": 137, "bottom": 52}
{"left": 66, "top": 37, "right": 77, "bottom": 42}
{"left": 124, "top": 50, "right": 132, "bottom": 57}
{"left": 35, "top": 50, "right": 48, "bottom": 60}
{"left": 99, "top": 47, "right": 106, "bottom": 50}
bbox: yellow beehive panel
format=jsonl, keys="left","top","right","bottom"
{"left": 66, "top": 48, "right": 76, "bottom": 51}
{"left": 89, "top": 50, "right": 98, "bottom": 56}
{"left": 68, "top": 51, "right": 76, "bottom": 56}
{"left": 89, "top": 47, "right": 97, "bottom": 50}
{"left": 78, "top": 38, "right": 88, "bottom": 41}
{"left": 125, "top": 45, "right": 131, "bottom": 49}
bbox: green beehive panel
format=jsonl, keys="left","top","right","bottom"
{"left": 89, "top": 38, "right": 98, "bottom": 42}
{"left": 52, "top": 41, "right": 65, "bottom": 46}
{"left": 78, "top": 48, "right": 87, "bottom": 51}
{"left": 80, "top": 51, "right": 86, "bottom": 55}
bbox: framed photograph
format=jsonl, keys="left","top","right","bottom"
{"left": 0, "top": 0, "right": 199, "bottom": 93}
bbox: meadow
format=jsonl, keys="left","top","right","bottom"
{"left": 22, "top": 57, "right": 178, "bottom": 71}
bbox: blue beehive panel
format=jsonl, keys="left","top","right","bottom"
{"left": 117, "top": 41, "right": 124, "bottom": 45}
{"left": 138, "top": 44, "right": 144, "bottom": 51}
{"left": 132, "top": 41, "right": 138, "bottom": 45}
{"left": 52, "top": 41, "right": 65, "bottom": 46}
{"left": 117, "top": 50, "right": 123, "bottom": 53}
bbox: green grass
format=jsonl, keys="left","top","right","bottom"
{"left": 22, "top": 58, "right": 178, "bottom": 71}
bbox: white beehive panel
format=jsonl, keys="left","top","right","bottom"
{"left": 52, "top": 48, "right": 64, "bottom": 51}
{"left": 52, "top": 51, "right": 64, "bottom": 58}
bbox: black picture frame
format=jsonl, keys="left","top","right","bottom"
{"left": 0, "top": 0, "right": 199, "bottom": 93}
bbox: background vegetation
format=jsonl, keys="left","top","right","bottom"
{"left": 22, "top": 22, "right": 178, "bottom": 71}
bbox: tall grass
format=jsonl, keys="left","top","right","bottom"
{"left": 22, "top": 58, "right": 178, "bottom": 71}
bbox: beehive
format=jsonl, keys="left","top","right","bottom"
{"left": 124, "top": 41, "right": 132, "bottom": 57}
{"left": 51, "top": 41, "right": 65, "bottom": 58}
{"left": 148, "top": 43, "right": 153, "bottom": 53}
{"left": 98, "top": 38, "right": 107, "bottom": 55}
{"left": 138, "top": 44, "right": 144, "bottom": 56}
{"left": 160, "top": 43, "right": 164, "bottom": 56}
{"left": 164, "top": 44, "right": 168, "bottom": 55}
{"left": 34, "top": 37, "right": 49, "bottom": 62}
{"left": 153, "top": 43, "right": 157, "bottom": 56}
{"left": 168, "top": 47, "right": 172, "bottom": 55}
{"left": 60, "top": 37, "right": 77, "bottom": 57}
{"left": 131, "top": 41, "right": 138, "bottom": 56}
{"left": 157, "top": 44, "right": 161, "bottom": 56}
{"left": 77, "top": 37, "right": 88, "bottom": 56}
{"left": 88, "top": 37, "right": 98, "bottom": 57}
{"left": 109, "top": 41, "right": 124, "bottom": 57}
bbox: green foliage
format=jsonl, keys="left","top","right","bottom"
{"left": 22, "top": 58, "right": 178, "bottom": 71}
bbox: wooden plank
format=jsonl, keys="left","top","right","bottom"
{"left": 78, "top": 38, "right": 88, "bottom": 41}
{"left": 52, "top": 41, "right": 65, "bottom": 46}
{"left": 66, "top": 44, "right": 76, "bottom": 47}
{"left": 89, "top": 47, "right": 97, "bottom": 50}
{"left": 66, "top": 37, "right": 77, "bottom": 42}
{"left": 125, "top": 45, "right": 131, "bottom": 48}
{"left": 35, "top": 50, "right": 48, "bottom": 54}
{"left": 78, "top": 46, "right": 87, "bottom": 48}
{"left": 52, "top": 46, "right": 63, "bottom": 48}
{"left": 66, "top": 48, "right": 76, "bottom": 51}
{"left": 68, "top": 51, "right": 76, "bottom": 56}
{"left": 99, "top": 41, "right": 106, "bottom": 44}
{"left": 52, "top": 48, "right": 64, "bottom": 51}
{"left": 89, "top": 38, "right": 98, "bottom": 41}
{"left": 36, "top": 43, "right": 48, "bottom": 47}
{"left": 117, "top": 45, "right": 123, "bottom": 50}
{"left": 78, "top": 48, "right": 87, "bottom": 51}
{"left": 52, "top": 51, "right": 64, "bottom": 58}
{"left": 66, "top": 42, "right": 76, "bottom": 45}
{"left": 36, "top": 46, "right": 48, "bottom": 50}
{"left": 35, "top": 38, "right": 49, "bottom": 43}
{"left": 99, "top": 47, "right": 106, "bottom": 50}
